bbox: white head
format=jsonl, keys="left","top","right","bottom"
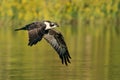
{"left": 44, "top": 21, "right": 59, "bottom": 30}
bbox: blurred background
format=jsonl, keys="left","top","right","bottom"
{"left": 0, "top": 0, "right": 120, "bottom": 80}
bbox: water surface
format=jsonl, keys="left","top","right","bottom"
{"left": 0, "top": 24, "right": 120, "bottom": 80}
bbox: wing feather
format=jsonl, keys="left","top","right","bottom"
{"left": 44, "top": 29, "right": 71, "bottom": 65}
{"left": 28, "top": 27, "right": 46, "bottom": 46}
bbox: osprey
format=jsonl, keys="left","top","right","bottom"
{"left": 15, "top": 20, "right": 71, "bottom": 65}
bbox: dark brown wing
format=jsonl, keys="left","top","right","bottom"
{"left": 28, "top": 27, "right": 46, "bottom": 46}
{"left": 44, "top": 29, "right": 71, "bottom": 65}
{"left": 15, "top": 21, "right": 47, "bottom": 46}
{"left": 18, "top": 22, "right": 46, "bottom": 46}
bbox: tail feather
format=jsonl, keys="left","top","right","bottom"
{"left": 14, "top": 26, "right": 27, "bottom": 31}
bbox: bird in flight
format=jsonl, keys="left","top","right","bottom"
{"left": 15, "top": 20, "right": 71, "bottom": 65}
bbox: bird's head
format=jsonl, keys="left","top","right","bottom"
{"left": 44, "top": 20, "right": 59, "bottom": 30}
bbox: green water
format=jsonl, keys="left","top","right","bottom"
{"left": 0, "top": 24, "right": 120, "bottom": 80}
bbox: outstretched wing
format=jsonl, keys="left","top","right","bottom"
{"left": 28, "top": 27, "right": 45, "bottom": 46}
{"left": 44, "top": 29, "right": 71, "bottom": 65}
{"left": 15, "top": 22, "right": 46, "bottom": 46}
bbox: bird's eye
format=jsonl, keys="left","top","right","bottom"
{"left": 50, "top": 23, "right": 54, "bottom": 26}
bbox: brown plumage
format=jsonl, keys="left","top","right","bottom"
{"left": 15, "top": 21, "right": 71, "bottom": 65}
{"left": 44, "top": 30, "right": 71, "bottom": 65}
